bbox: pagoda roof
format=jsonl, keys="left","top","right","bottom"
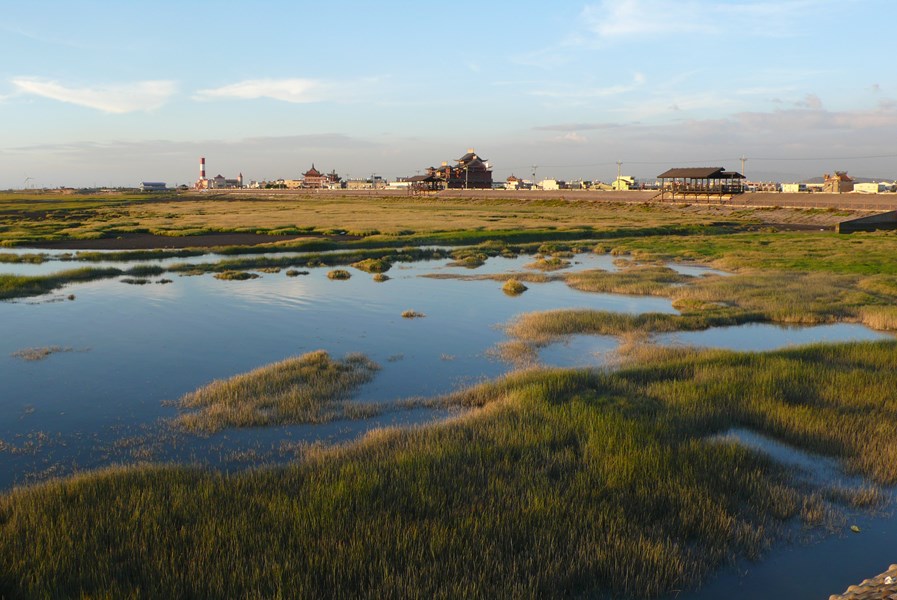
{"left": 657, "top": 167, "right": 743, "bottom": 179}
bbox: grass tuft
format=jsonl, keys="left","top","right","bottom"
{"left": 327, "top": 269, "right": 351, "bottom": 280}
{"left": 175, "top": 350, "right": 380, "bottom": 432}
{"left": 502, "top": 278, "right": 528, "bottom": 295}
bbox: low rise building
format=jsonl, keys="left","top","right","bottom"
{"left": 824, "top": 171, "right": 854, "bottom": 193}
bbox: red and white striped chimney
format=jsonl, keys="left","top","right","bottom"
{"left": 200, "top": 157, "right": 206, "bottom": 180}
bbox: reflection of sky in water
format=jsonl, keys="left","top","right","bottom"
{"left": 677, "top": 427, "right": 897, "bottom": 600}
{"left": 3, "top": 249, "right": 896, "bottom": 596}
{"left": 655, "top": 322, "right": 892, "bottom": 351}
{"left": 0, "top": 251, "right": 891, "bottom": 493}
{"left": 0, "top": 251, "right": 673, "bottom": 487}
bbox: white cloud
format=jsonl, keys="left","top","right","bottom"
{"left": 11, "top": 77, "right": 176, "bottom": 113}
{"left": 193, "top": 78, "right": 328, "bottom": 103}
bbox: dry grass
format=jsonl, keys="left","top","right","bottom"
{"left": 502, "top": 278, "right": 528, "bottom": 295}
{"left": 213, "top": 270, "right": 259, "bottom": 281}
{"left": 327, "top": 269, "right": 351, "bottom": 280}
{"left": 10, "top": 346, "right": 73, "bottom": 361}
{"left": 401, "top": 310, "right": 426, "bottom": 319}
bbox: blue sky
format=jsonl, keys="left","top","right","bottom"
{"left": 1, "top": 0, "right": 895, "bottom": 188}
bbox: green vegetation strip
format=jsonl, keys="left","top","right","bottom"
{"left": 175, "top": 350, "right": 380, "bottom": 432}
{"left": 1, "top": 341, "right": 893, "bottom": 598}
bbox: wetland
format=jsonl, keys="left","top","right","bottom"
{"left": 2, "top": 191, "right": 897, "bottom": 598}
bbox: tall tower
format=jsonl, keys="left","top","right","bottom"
{"left": 200, "top": 157, "right": 206, "bottom": 180}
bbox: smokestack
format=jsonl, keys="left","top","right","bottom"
{"left": 200, "top": 157, "right": 206, "bottom": 180}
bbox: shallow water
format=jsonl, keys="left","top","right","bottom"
{"left": 0, "top": 251, "right": 669, "bottom": 488}
{"left": 676, "top": 428, "right": 896, "bottom": 600}
{"left": 2, "top": 249, "right": 894, "bottom": 598}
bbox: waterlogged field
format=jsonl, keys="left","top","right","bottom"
{"left": 3, "top": 228, "right": 897, "bottom": 598}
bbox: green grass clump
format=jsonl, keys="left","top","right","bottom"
{"left": 566, "top": 265, "right": 690, "bottom": 296}
{"left": 502, "top": 279, "right": 528, "bottom": 295}
{"left": 175, "top": 350, "right": 380, "bottom": 432}
{"left": 526, "top": 256, "right": 571, "bottom": 271}
{"left": 0, "top": 267, "right": 123, "bottom": 299}
{"left": 327, "top": 269, "right": 351, "bottom": 280}
{"left": 0, "top": 252, "right": 47, "bottom": 264}
{"left": 2, "top": 341, "right": 894, "bottom": 598}
{"left": 447, "top": 253, "right": 487, "bottom": 268}
{"left": 285, "top": 269, "right": 309, "bottom": 277}
{"left": 213, "top": 271, "right": 259, "bottom": 281}
{"left": 351, "top": 258, "right": 391, "bottom": 273}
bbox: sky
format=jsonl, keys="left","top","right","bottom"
{"left": 1, "top": 0, "right": 896, "bottom": 188}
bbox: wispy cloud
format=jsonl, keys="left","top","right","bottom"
{"left": 581, "top": 0, "right": 833, "bottom": 40}
{"left": 551, "top": 132, "right": 589, "bottom": 144}
{"left": 10, "top": 77, "right": 176, "bottom": 113}
{"left": 194, "top": 78, "right": 325, "bottom": 103}
{"left": 534, "top": 122, "right": 630, "bottom": 131}
{"left": 194, "top": 78, "right": 377, "bottom": 104}
{"left": 530, "top": 73, "right": 646, "bottom": 101}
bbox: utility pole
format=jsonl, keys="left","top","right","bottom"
{"left": 616, "top": 161, "right": 622, "bottom": 185}
{"left": 740, "top": 155, "right": 747, "bottom": 178}
{"left": 531, "top": 165, "right": 538, "bottom": 188}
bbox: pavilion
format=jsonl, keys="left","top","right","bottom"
{"left": 657, "top": 167, "right": 745, "bottom": 201}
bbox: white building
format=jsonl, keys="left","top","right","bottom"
{"left": 854, "top": 182, "right": 892, "bottom": 194}
{"left": 612, "top": 176, "right": 636, "bottom": 191}
{"left": 781, "top": 183, "right": 808, "bottom": 193}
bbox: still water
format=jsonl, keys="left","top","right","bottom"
{"left": 1, "top": 250, "right": 893, "bottom": 598}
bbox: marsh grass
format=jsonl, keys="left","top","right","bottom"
{"left": 351, "top": 258, "right": 391, "bottom": 273}
{"left": 502, "top": 278, "right": 528, "bottom": 295}
{"left": 327, "top": 269, "right": 351, "bottom": 280}
{"left": 3, "top": 342, "right": 893, "bottom": 598}
{"left": 0, "top": 252, "right": 47, "bottom": 264}
{"left": 525, "top": 256, "right": 571, "bottom": 271}
{"left": 565, "top": 265, "right": 690, "bottom": 296}
{"left": 174, "top": 350, "right": 380, "bottom": 432}
{"left": 11, "top": 346, "right": 73, "bottom": 361}
{"left": 285, "top": 269, "right": 308, "bottom": 277}
{"left": 0, "top": 267, "right": 123, "bottom": 299}
{"left": 373, "top": 273, "right": 389, "bottom": 282}
{"left": 213, "top": 270, "right": 259, "bottom": 281}
{"left": 401, "top": 310, "right": 426, "bottom": 318}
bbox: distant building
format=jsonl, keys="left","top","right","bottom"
{"left": 538, "top": 179, "right": 560, "bottom": 191}
{"left": 657, "top": 167, "right": 745, "bottom": 201}
{"left": 443, "top": 149, "right": 493, "bottom": 189}
{"left": 194, "top": 157, "right": 243, "bottom": 189}
{"left": 612, "top": 176, "right": 636, "bottom": 191}
{"left": 854, "top": 182, "right": 891, "bottom": 194}
{"left": 506, "top": 174, "right": 522, "bottom": 190}
{"left": 781, "top": 183, "right": 808, "bottom": 193}
{"left": 300, "top": 165, "right": 341, "bottom": 189}
{"left": 823, "top": 171, "right": 854, "bottom": 193}
{"left": 302, "top": 165, "right": 326, "bottom": 189}
{"left": 140, "top": 182, "right": 167, "bottom": 191}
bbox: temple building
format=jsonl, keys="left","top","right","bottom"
{"left": 431, "top": 149, "right": 492, "bottom": 189}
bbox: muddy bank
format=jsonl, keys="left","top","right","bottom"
{"left": 29, "top": 232, "right": 326, "bottom": 250}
